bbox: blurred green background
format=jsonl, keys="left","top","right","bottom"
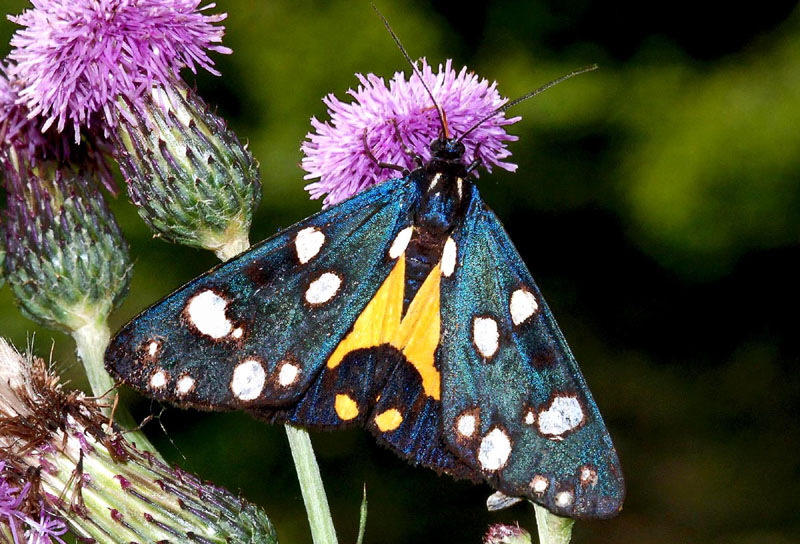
{"left": 2, "top": 1, "right": 799, "bottom": 542}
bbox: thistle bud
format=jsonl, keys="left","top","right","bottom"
{"left": 0, "top": 338, "right": 277, "bottom": 544}
{"left": 2, "top": 153, "right": 131, "bottom": 336}
{"left": 114, "top": 82, "right": 261, "bottom": 260}
{"left": 2, "top": 151, "right": 133, "bottom": 401}
{"left": 483, "top": 524, "right": 532, "bottom": 544}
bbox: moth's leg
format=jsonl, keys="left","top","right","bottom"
{"left": 390, "top": 119, "right": 424, "bottom": 169}
{"left": 466, "top": 143, "right": 483, "bottom": 173}
{"left": 362, "top": 129, "right": 408, "bottom": 173}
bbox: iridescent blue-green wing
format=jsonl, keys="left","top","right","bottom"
{"left": 105, "top": 177, "right": 422, "bottom": 411}
{"left": 439, "top": 184, "right": 625, "bottom": 519}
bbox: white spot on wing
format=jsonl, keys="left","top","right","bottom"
{"left": 231, "top": 359, "right": 266, "bottom": 401}
{"left": 510, "top": 288, "right": 539, "bottom": 325}
{"left": 478, "top": 427, "right": 512, "bottom": 471}
{"left": 149, "top": 370, "right": 168, "bottom": 390}
{"left": 441, "top": 237, "right": 457, "bottom": 277}
{"left": 580, "top": 466, "right": 598, "bottom": 487}
{"left": 555, "top": 490, "right": 573, "bottom": 508}
{"left": 531, "top": 475, "right": 548, "bottom": 495}
{"left": 305, "top": 272, "right": 342, "bottom": 304}
{"left": 295, "top": 227, "right": 325, "bottom": 264}
{"left": 523, "top": 410, "right": 536, "bottom": 425}
{"left": 538, "top": 396, "right": 585, "bottom": 438}
{"left": 456, "top": 414, "right": 476, "bottom": 437}
{"left": 473, "top": 316, "right": 499, "bottom": 358}
{"left": 388, "top": 227, "right": 414, "bottom": 259}
{"left": 278, "top": 362, "right": 300, "bottom": 387}
{"left": 186, "top": 290, "right": 232, "bottom": 339}
{"left": 147, "top": 341, "right": 159, "bottom": 357}
{"left": 176, "top": 375, "right": 195, "bottom": 395}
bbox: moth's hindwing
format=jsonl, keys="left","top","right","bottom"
{"left": 248, "top": 238, "right": 475, "bottom": 478}
{"left": 438, "top": 184, "right": 624, "bottom": 519}
{"left": 106, "top": 177, "right": 422, "bottom": 411}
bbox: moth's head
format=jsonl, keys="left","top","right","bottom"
{"left": 430, "top": 137, "right": 465, "bottom": 162}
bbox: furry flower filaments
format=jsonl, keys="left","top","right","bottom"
{"left": 301, "top": 59, "right": 520, "bottom": 206}
{"left": 7, "top": 0, "right": 231, "bottom": 139}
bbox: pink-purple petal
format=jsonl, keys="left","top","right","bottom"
{"left": 7, "top": 0, "right": 231, "bottom": 138}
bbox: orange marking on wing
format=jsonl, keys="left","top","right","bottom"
{"left": 374, "top": 408, "right": 404, "bottom": 431}
{"left": 326, "top": 255, "right": 442, "bottom": 399}
{"left": 334, "top": 393, "right": 359, "bottom": 420}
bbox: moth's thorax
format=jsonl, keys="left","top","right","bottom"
{"left": 403, "top": 145, "right": 471, "bottom": 314}
{"left": 412, "top": 156, "right": 471, "bottom": 235}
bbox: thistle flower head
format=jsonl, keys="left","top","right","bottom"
{"left": 0, "top": 338, "right": 277, "bottom": 544}
{"left": 301, "top": 58, "right": 521, "bottom": 206}
{"left": 0, "top": 361, "right": 67, "bottom": 544}
{"left": 1, "top": 64, "right": 117, "bottom": 194}
{"left": 2, "top": 64, "right": 52, "bottom": 164}
{"left": 7, "top": 0, "right": 232, "bottom": 139}
{"left": 0, "top": 65, "right": 45, "bottom": 157}
{"left": 1, "top": 461, "right": 31, "bottom": 542}
{"left": 483, "top": 523, "right": 532, "bottom": 544}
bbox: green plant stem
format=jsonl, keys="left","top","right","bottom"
{"left": 72, "top": 319, "right": 160, "bottom": 456}
{"left": 212, "top": 228, "right": 250, "bottom": 261}
{"left": 357, "top": 485, "right": 368, "bottom": 544}
{"left": 532, "top": 503, "right": 574, "bottom": 544}
{"left": 285, "top": 424, "right": 339, "bottom": 544}
{"left": 216, "top": 238, "right": 338, "bottom": 543}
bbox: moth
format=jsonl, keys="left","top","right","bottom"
{"left": 105, "top": 49, "right": 624, "bottom": 523}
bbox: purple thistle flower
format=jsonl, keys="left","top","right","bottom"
{"left": 301, "top": 58, "right": 521, "bottom": 206}
{"left": 1, "top": 64, "right": 117, "bottom": 193}
{"left": 1, "top": 462, "right": 31, "bottom": 544}
{"left": 7, "top": 0, "right": 232, "bottom": 140}
{"left": 1, "top": 64, "right": 48, "bottom": 159}
{"left": 22, "top": 505, "right": 67, "bottom": 544}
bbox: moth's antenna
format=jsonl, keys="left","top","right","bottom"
{"left": 371, "top": 3, "right": 451, "bottom": 139}
{"left": 458, "top": 64, "right": 599, "bottom": 142}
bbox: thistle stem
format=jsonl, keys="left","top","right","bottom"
{"left": 286, "top": 425, "right": 339, "bottom": 544}
{"left": 533, "top": 503, "right": 574, "bottom": 544}
{"left": 216, "top": 242, "right": 338, "bottom": 544}
{"left": 71, "top": 319, "right": 160, "bottom": 456}
{"left": 73, "top": 320, "right": 115, "bottom": 397}
{"left": 212, "top": 230, "right": 250, "bottom": 261}
{"left": 357, "top": 485, "right": 368, "bottom": 544}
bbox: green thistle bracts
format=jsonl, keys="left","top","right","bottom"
{"left": 51, "top": 437, "right": 278, "bottom": 543}
{"left": 2, "top": 153, "right": 131, "bottom": 334}
{"left": 0, "top": 339, "right": 277, "bottom": 544}
{"left": 115, "top": 82, "right": 261, "bottom": 260}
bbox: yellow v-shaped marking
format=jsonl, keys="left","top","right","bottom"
{"left": 326, "top": 255, "right": 441, "bottom": 400}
